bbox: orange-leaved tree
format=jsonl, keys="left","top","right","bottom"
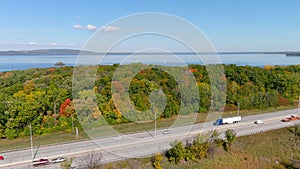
{"left": 60, "top": 98, "right": 73, "bottom": 117}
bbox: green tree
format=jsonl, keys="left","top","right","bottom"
{"left": 223, "top": 129, "right": 237, "bottom": 152}
{"left": 187, "top": 141, "right": 210, "bottom": 161}
{"left": 166, "top": 141, "right": 186, "bottom": 164}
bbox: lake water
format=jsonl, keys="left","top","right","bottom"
{"left": 0, "top": 53, "right": 300, "bottom": 72}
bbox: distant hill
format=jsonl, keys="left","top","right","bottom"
{"left": 286, "top": 52, "right": 300, "bottom": 56}
{"left": 0, "top": 49, "right": 98, "bottom": 55}
{"left": 0, "top": 49, "right": 299, "bottom": 56}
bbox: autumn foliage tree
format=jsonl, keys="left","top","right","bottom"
{"left": 60, "top": 98, "right": 72, "bottom": 117}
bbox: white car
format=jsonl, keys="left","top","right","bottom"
{"left": 51, "top": 157, "right": 66, "bottom": 163}
{"left": 254, "top": 120, "right": 264, "bottom": 124}
{"left": 114, "top": 135, "right": 122, "bottom": 140}
{"left": 162, "top": 129, "right": 171, "bottom": 134}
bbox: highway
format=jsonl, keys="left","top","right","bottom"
{"left": 0, "top": 108, "right": 299, "bottom": 169}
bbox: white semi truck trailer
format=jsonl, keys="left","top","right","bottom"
{"left": 214, "top": 116, "right": 242, "bottom": 125}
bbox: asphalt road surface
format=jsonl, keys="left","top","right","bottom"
{"left": 0, "top": 108, "right": 299, "bottom": 169}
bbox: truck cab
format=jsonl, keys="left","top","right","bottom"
{"left": 214, "top": 119, "right": 223, "bottom": 126}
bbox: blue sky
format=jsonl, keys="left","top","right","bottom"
{"left": 0, "top": 0, "right": 300, "bottom": 51}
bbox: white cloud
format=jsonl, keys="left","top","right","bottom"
{"left": 86, "top": 24, "right": 97, "bottom": 31}
{"left": 76, "top": 16, "right": 80, "bottom": 18}
{"left": 73, "top": 24, "right": 99, "bottom": 31}
{"left": 67, "top": 43, "right": 77, "bottom": 47}
{"left": 73, "top": 24, "right": 85, "bottom": 29}
{"left": 49, "top": 42, "right": 59, "bottom": 46}
{"left": 29, "top": 42, "right": 38, "bottom": 45}
{"left": 100, "top": 25, "right": 121, "bottom": 32}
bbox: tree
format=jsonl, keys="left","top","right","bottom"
{"left": 225, "top": 129, "right": 237, "bottom": 146}
{"left": 165, "top": 141, "right": 186, "bottom": 164}
{"left": 223, "top": 129, "right": 237, "bottom": 152}
{"left": 187, "top": 141, "right": 210, "bottom": 161}
{"left": 79, "top": 151, "right": 102, "bottom": 169}
{"left": 60, "top": 99, "right": 72, "bottom": 117}
{"left": 152, "top": 152, "right": 163, "bottom": 169}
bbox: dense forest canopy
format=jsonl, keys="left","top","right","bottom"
{"left": 0, "top": 64, "right": 299, "bottom": 139}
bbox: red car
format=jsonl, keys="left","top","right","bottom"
{"left": 33, "top": 158, "right": 49, "bottom": 166}
{"left": 0, "top": 155, "right": 4, "bottom": 160}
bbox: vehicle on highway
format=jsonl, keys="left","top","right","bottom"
{"left": 214, "top": 116, "right": 242, "bottom": 125}
{"left": 281, "top": 115, "right": 300, "bottom": 122}
{"left": 254, "top": 120, "right": 264, "bottom": 124}
{"left": 33, "top": 158, "right": 49, "bottom": 166}
{"left": 114, "top": 135, "right": 122, "bottom": 140}
{"left": 162, "top": 129, "right": 171, "bottom": 134}
{"left": 0, "top": 155, "right": 4, "bottom": 160}
{"left": 51, "top": 157, "right": 66, "bottom": 163}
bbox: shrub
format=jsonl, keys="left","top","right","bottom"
{"left": 166, "top": 141, "right": 186, "bottom": 164}
{"left": 5, "top": 128, "right": 17, "bottom": 139}
{"left": 278, "top": 96, "right": 290, "bottom": 106}
{"left": 152, "top": 153, "right": 163, "bottom": 169}
{"left": 188, "top": 141, "right": 210, "bottom": 160}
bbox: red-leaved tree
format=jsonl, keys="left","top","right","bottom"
{"left": 60, "top": 98, "right": 72, "bottom": 117}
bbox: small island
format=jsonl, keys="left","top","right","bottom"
{"left": 54, "top": 61, "right": 65, "bottom": 66}
{"left": 286, "top": 52, "right": 300, "bottom": 56}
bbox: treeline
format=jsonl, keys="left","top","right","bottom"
{"left": 0, "top": 67, "right": 74, "bottom": 139}
{"left": 0, "top": 64, "right": 299, "bottom": 139}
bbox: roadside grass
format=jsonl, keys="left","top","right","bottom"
{"left": 0, "top": 105, "right": 296, "bottom": 152}
{"left": 0, "top": 131, "right": 88, "bottom": 153}
{"left": 100, "top": 127, "right": 300, "bottom": 169}
{"left": 218, "top": 105, "right": 297, "bottom": 119}
{"left": 196, "top": 127, "right": 300, "bottom": 169}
